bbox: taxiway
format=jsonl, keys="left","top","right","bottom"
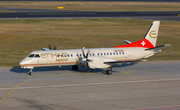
{"left": 0, "top": 7, "right": 180, "bottom": 21}
{"left": 0, "top": 60, "right": 180, "bottom": 110}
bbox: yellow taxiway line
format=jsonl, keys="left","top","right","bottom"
{"left": 0, "top": 78, "right": 37, "bottom": 103}
{"left": 0, "top": 73, "right": 76, "bottom": 103}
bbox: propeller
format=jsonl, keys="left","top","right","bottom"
{"left": 79, "top": 47, "right": 91, "bottom": 72}
{"left": 48, "top": 44, "right": 51, "bottom": 50}
{"left": 54, "top": 46, "right": 56, "bottom": 50}
{"left": 48, "top": 44, "right": 57, "bottom": 50}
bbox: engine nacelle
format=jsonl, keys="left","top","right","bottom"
{"left": 88, "top": 56, "right": 116, "bottom": 69}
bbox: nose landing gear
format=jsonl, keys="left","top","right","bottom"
{"left": 28, "top": 69, "right": 33, "bottom": 76}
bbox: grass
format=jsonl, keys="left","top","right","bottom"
{"left": 0, "top": 18, "right": 180, "bottom": 66}
{"left": 0, "top": 2, "right": 180, "bottom": 11}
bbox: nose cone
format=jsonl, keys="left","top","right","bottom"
{"left": 19, "top": 59, "right": 26, "bottom": 66}
{"left": 19, "top": 58, "right": 32, "bottom": 66}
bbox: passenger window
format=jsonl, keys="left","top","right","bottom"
{"left": 113, "top": 53, "right": 115, "bottom": 55}
{"left": 101, "top": 53, "right": 103, "bottom": 56}
{"left": 110, "top": 53, "right": 112, "bottom": 55}
{"left": 93, "top": 53, "right": 94, "bottom": 56}
{"left": 76, "top": 54, "right": 78, "bottom": 57}
{"left": 34, "top": 54, "right": 40, "bottom": 58}
{"left": 119, "top": 52, "right": 121, "bottom": 55}
{"left": 107, "top": 53, "right": 109, "bottom": 55}
{"left": 28, "top": 54, "right": 35, "bottom": 58}
{"left": 104, "top": 53, "right": 106, "bottom": 55}
{"left": 71, "top": 54, "right": 73, "bottom": 57}
{"left": 116, "top": 53, "right": 118, "bottom": 55}
{"left": 97, "top": 53, "right": 99, "bottom": 56}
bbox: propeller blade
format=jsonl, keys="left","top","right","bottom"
{"left": 82, "top": 47, "right": 86, "bottom": 58}
{"left": 85, "top": 50, "right": 90, "bottom": 58}
{"left": 49, "top": 44, "right": 51, "bottom": 50}
{"left": 80, "top": 65, "right": 84, "bottom": 70}
{"left": 54, "top": 46, "right": 56, "bottom": 50}
{"left": 87, "top": 63, "right": 90, "bottom": 72}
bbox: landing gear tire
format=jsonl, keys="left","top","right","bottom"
{"left": 72, "top": 65, "right": 78, "bottom": 71}
{"left": 106, "top": 67, "right": 112, "bottom": 75}
{"left": 28, "top": 72, "right": 34, "bottom": 76}
{"left": 28, "top": 69, "right": 33, "bottom": 76}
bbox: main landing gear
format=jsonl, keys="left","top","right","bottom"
{"left": 28, "top": 69, "right": 34, "bottom": 76}
{"left": 72, "top": 65, "right": 78, "bottom": 71}
{"left": 106, "top": 67, "right": 112, "bottom": 75}
{"left": 72, "top": 65, "right": 112, "bottom": 75}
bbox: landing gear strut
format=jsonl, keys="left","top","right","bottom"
{"left": 72, "top": 65, "right": 78, "bottom": 71}
{"left": 28, "top": 69, "right": 34, "bottom": 76}
{"left": 106, "top": 67, "right": 112, "bottom": 75}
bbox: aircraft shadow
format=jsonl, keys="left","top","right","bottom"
{"left": 10, "top": 62, "right": 138, "bottom": 74}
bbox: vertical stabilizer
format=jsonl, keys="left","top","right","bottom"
{"left": 115, "top": 21, "right": 160, "bottom": 49}
{"left": 144, "top": 21, "right": 160, "bottom": 47}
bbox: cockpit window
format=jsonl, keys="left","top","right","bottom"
{"left": 34, "top": 54, "right": 40, "bottom": 58}
{"left": 28, "top": 54, "right": 40, "bottom": 58}
{"left": 28, "top": 54, "right": 35, "bottom": 57}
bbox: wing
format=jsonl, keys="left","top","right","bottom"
{"left": 104, "top": 60, "right": 141, "bottom": 65}
{"left": 41, "top": 48, "right": 50, "bottom": 51}
{"left": 124, "top": 40, "right": 132, "bottom": 44}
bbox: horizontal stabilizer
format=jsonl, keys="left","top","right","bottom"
{"left": 41, "top": 48, "right": 50, "bottom": 51}
{"left": 124, "top": 40, "right": 132, "bottom": 44}
{"left": 145, "top": 44, "right": 171, "bottom": 53}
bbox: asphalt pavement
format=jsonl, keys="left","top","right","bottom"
{"left": 0, "top": 61, "right": 180, "bottom": 110}
{"left": 0, "top": 0, "right": 179, "bottom": 2}
{"left": 0, "top": 7, "right": 180, "bottom": 21}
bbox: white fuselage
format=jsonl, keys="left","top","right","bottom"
{"left": 20, "top": 47, "right": 153, "bottom": 69}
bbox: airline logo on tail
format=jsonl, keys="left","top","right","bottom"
{"left": 149, "top": 30, "right": 157, "bottom": 38}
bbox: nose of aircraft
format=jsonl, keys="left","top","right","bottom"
{"left": 19, "top": 59, "right": 26, "bottom": 66}
{"left": 19, "top": 58, "right": 31, "bottom": 66}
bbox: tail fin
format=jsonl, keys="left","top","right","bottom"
{"left": 144, "top": 21, "right": 160, "bottom": 47}
{"left": 115, "top": 21, "right": 160, "bottom": 48}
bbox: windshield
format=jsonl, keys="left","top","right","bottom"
{"left": 28, "top": 54, "right": 35, "bottom": 57}
{"left": 28, "top": 54, "right": 40, "bottom": 58}
{"left": 34, "top": 54, "right": 40, "bottom": 58}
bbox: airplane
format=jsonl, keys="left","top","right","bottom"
{"left": 20, "top": 21, "right": 171, "bottom": 75}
